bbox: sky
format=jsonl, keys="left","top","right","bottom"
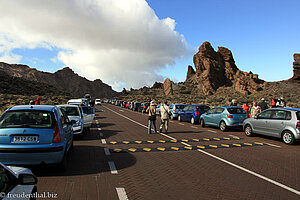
{"left": 0, "top": 0, "right": 299, "bottom": 92}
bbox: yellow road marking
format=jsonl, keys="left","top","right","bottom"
{"left": 182, "top": 139, "right": 189, "bottom": 142}
{"left": 159, "top": 140, "right": 166, "bottom": 143}
{"left": 223, "top": 137, "right": 230, "bottom": 140}
{"left": 233, "top": 144, "right": 241, "bottom": 147}
{"left": 123, "top": 141, "right": 130, "bottom": 144}
{"left": 157, "top": 147, "right": 165, "bottom": 151}
{"left": 135, "top": 141, "right": 142, "bottom": 144}
{"left": 203, "top": 138, "right": 210, "bottom": 141}
{"left": 110, "top": 141, "right": 117, "bottom": 144}
{"left": 233, "top": 137, "right": 240, "bottom": 139}
{"left": 184, "top": 146, "right": 193, "bottom": 150}
{"left": 147, "top": 141, "right": 154, "bottom": 143}
{"left": 128, "top": 148, "right": 137, "bottom": 152}
{"left": 197, "top": 146, "right": 205, "bottom": 149}
{"left": 213, "top": 138, "right": 220, "bottom": 141}
{"left": 114, "top": 149, "right": 122, "bottom": 152}
{"left": 192, "top": 139, "right": 200, "bottom": 142}
{"left": 244, "top": 143, "right": 253, "bottom": 146}
{"left": 209, "top": 145, "right": 218, "bottom": 148}
{"left": 221, "top": 144, "right": 230, "bottom": 148}
{"left": 143, "top": 148, "right": 151, "bottom": 152}
{"left": 171, "top": 147, "right": 179, "bottom": 151}
{"left": 254, "top": 142, "right": 264, "bottom": 145}
{"left": 170, "top": 140, "right": 178, "bottom": 143}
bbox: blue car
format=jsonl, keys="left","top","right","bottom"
{"left": 169, "top": 104, "right": 186, "bottom": 120}
{"left": 178, "top": 105, "right": 210, "bottom": 124}
{"left": 0, "top": 105, "right": 74, "bottom": 170}
{"left": 200, "top": 106, "right": 248, "bottom": 131}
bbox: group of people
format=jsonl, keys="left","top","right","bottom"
{"left": 146, "top": 100, "right": 170, "bottom": 134}
{"left": 29, "top": 97, "right": 42, "bottom": 105}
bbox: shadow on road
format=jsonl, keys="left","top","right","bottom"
{"left": 30, "top": 145, "right": 136, "bottom": 177}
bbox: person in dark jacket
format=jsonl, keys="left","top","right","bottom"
{"left": 258, "top": 98, "right": 268, "bottom": 111}
{"left": 230, "top": 99, "right": 238, "bottom": 106}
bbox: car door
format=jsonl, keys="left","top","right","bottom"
{"left": 180, "top": 106, "right": 189, "bottom": 120}
{"left": 268, "top": 110, "right": 291, "bottom": 137}
{"left": 0, "top": 164, "right": 17, "bottom": 197}
{"left": 213, "top": 108, "right": 225, "bottom": 126}
{"left": 58, "top": 109, "right": 73, "bottom": 148}
{"left": 203, "top": 108, "right": 217, "bottom": 125}
{"left": 252, "top": 110, "right": 273, "bottom": 135}
{"left": 186, "top": 106, "right": 195, "bottom": 121}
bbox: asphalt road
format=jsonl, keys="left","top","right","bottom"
{"left": 32, "top": 103, "right": 300, "bottom": 200}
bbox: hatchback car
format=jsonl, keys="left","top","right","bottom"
{"left": 169, "top": 104, "right": 186, "bottom": 120}
{"left": 178, "top": 105, "right": 210, "bottom": 124}
{"left": 0, "top": 162, "right": 37, "bottom": 200}
{"left": 95, "top": 99, "right": 101, "bottom": 105}
{"left": 243, "top": 108, "right": 300, "bottom": 144}
{"left": 81, "top": 106, "right": 95, "bottom": 131}
{"left": 57, "top": 105, "right": 84, "bottom": 137}
{"left": 200, "top": 106, "right": 248, "bottom": 131}
{"left": 0, "top": 105, "right": 73, "bottom": 169}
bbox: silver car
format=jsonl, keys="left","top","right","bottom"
{"left": 243, "top": 108, "right": 300, "bottom": 144}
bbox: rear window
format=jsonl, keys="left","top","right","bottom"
{"left": 228, "top": 108, "right": 246, "bottom": 114}
{"left": 60, "top": 107, "right": 80, "bottom": 116}
{"left": 175, "top": 105, "right": 185, "bottom": 109}
{"left": 297, "top": 112, "right": 300, "bottom": 120}
{"left": 0, "top": 110, "right": 55, "bottom": 129}
{"left": 197, "top": 106, "right": 210, "bottom": 112}
{"left": 82, "top": 107, "right": 94, "bottom": 114}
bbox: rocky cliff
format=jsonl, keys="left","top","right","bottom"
{"left": 186, "top": 42, "right": 264, "bottom": 95}
{"left": 0, "top": 62, "right": 119, "bottom": 98}
{"left": 292, "top": 54, "right": 300, "bottom": 81}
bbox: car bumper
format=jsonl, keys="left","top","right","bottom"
{"left": 226, "top": 119, "right": 244, "bottom": 127}
{"left": 0, "top": 145, "right": 65, "bottom": 165}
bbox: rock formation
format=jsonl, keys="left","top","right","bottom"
{"left": 186, "top": 65, "right": 196, "bottom": 80}
{"left": 292, "top": 54, "right": 300, "bottom": 80}
{"left": 0, "top": 62, "right": 119, "bottom": 98}
{"left": 186, "top": 42, "right": 263, "bottom": 95}
{"left": 163, "top": 78, "right": 173, "bottom": 96}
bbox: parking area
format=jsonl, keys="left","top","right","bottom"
{"left": 31, "top": 103, "right": 300, "bottom": 200}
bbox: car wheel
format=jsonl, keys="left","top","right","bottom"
{"left": 219, "top": 121, "right": 227, "bottom": 132}
{"left": 178, "top": 115, "right": 182, "bottom": 122}
{"left": 244, "top": 125, "right": 254, "bottom": 137}
{"left": 282, "top": 130, "right": 295, "bottom": 145}
{"left": 200, "top": 119, "right": 205, "bottom": 127}
{"left": 191, "top": 117, "right": 195, "bottom": 124}
{"left": 57, "top": 151, "right": 68, "bottom": 171}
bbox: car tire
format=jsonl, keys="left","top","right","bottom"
{"left": 219, "top": 121, "right": 227, "bottom": 132}
{"left": 200, "top": 119, "right": 205, "bottom": 127}
{"left": 178, "top": 115, "right": 182, "bottom": 122}
{"left": 282, "top": 130, "right": 295, "bottom": 145}
{"left": 56, "top": 150, "right": 68, "bottom": 171}
{"left": 191, "top": 117, "right": 195, "bottom": 124}
{"left": 244, "top": 125, "right": 254, "bottom": 137}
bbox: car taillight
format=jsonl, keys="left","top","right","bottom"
{"left": 53, "top": 122, "right": 61, "bottom": 143}
{"left": 195, "top": 111, "right": 200, "bottom": 115}
{"left": 174, "top": 109, "right": 176, "bottom": 112}
{"left": 297, "top": 121, "right": 300, "bottom": 129}
{"left": 227, "top": 115, "right": 234, "bottom": 118}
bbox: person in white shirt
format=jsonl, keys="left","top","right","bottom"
{"left": 159, "top": 101, "right": 171, "bottom": 133}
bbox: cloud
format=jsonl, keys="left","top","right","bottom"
{"left": 0, "top": 0, "right": 189, "bottom": 90}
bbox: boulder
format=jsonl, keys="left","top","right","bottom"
{"left": 292, "top": 54, "right": 300, "bottom": 80}
{"left": 186, "top": 65, "right": 196, "bottom": 80}
{"left": 163, "top": 78, "right": 173, "bottom": 96}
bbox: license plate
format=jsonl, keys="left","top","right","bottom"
{"left": 12, "top": 136, "right": 39, "bottom": 143}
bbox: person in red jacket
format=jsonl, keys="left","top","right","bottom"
{"left": 34, "top": 97, "right": 42, "bottom": 105}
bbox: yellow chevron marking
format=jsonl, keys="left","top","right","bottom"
{"left": 128, "top": 148, "right": 137, "bottom": 152}
{"left": 233, "top": 144, "right": 241, "bottom": 147}
{"left": 221, "top": 144, "right": 230, "bottom": 148}
{"left": 170, "top": 140, "right": 178, "bottom": 143}
{"left": 203, "top": 138, "right": 210, "bottom": 141}
{"left": 244, "top": 143, "right": 252, "bottom": 146}
{"left": 182, "top": 139, "right": 189, "bottom": 142}
{"left": 197, "top": 146, "right": 206, "bottom": 149}
{"left": 123, "top": 141, "right": 130, "bottom": 144}
{"left": 192, "top": 139, "right": 200, "bottom": 142}
{"left": 209, "top": 145, "right": 218, "bottom": 148}
{"left": 233, "top": 137, "right": 240, "bottom": 140}
{"left": 113, "top": 149, "right": 122, "bottom": 152}
{"left": 254, "top": 142, "right": 264, "bottom": 145}
{"left": 159, "top": 140, "right": 166, "bottom": 143}
{"left": 171, "top": 147, "right": 179, "bottom": 151}
{"left": 147, "top": 141, "right": 154, "bottom": 143}
{"left": 110, "top": 141, "right": 117, "bottom": 144}
{"left": 157, "top": 147, "right": 165, "bottom": 151}
{"left": 143, "top": 148, "right": 151, "bottom": 152}
{"left": 223, "top": 137, "right": 230, "bottom": 140}
{"left": 184, "top": 146, "right": 193, "bottom": 150}
{"left": 213, "top": 138, "right": 220, "bottom": 141}
{"left": 135, "top": 141, "right": 142, "bottom": 144}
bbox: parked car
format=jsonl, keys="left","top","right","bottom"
{"left": 169, "top": 104, "right": 186, "bottom": 120}
{"left": 80, "top": 106, "right": 95, "bottom": 131}
{"left": 178, "top": 105, "right": 210, "bottom": 124}
{"left": 140, "top": 102, "right": 149, "bottom": 113}
{"left": 67, "top": 98, "right": 88, "bottom": 106}
{"left": 57, "top": 105, "right": 84, "bottom": 137}
{"left": 95, "top": 99, "right": 101, "bottom": 105}
{"left": 156, "top": 104, "right": 161, "bottom": 116}
{"left": 133, "top": 102, "right": 141, "bottom": 111}
{"left": 200, "top": 106, "right": 247, "bottom": 131}
{"left": 0, "top": 105, "right": 74, "bottom": 169}
{"left": 0, "top": 162, "right": 38, "bottom": 200}
{"left": 243, "top": 108, "right": 300, "bottom": 145}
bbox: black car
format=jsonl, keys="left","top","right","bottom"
{"left": 141, "top": 102, "right": 150, "bottom": 113}
{"left": 133, "top": 102, "right": 141, "bottom": 111}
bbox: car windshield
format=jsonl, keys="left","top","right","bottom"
{"left": 82, "top": 107, "right": 94, "bottom": 114}
{"left": 228, "top": 108, "right": 247, "bottom": 114}
{"left": 61, "top": 107, "right": 79, "bottom": 116}
{"left": 0, "top": 110, "right": 54, "bottom": 129}
{"left": 197, "top": 106, "right": 210, "bottom": 112}
{"left": 175, "top": 105, "right": 185, "bottom": 109}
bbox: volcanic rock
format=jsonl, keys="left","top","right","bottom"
{"left": 186, "top": 65, "right": 196, "bottom": 80}
{"left": 292, "top": 54, "right": 300, "bottom": 80}
{"left": 163, "top": 78, "right": 173, "bottom": 96}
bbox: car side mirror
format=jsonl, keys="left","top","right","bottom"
{"left": 18, "top": 174, "right": 38, "bottom": 185}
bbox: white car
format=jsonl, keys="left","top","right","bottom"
{"left": 95, "top": 99, "right": 101, "bottom": 105}
{"left": 0, "top": 162, "right": 37, "bottom": 200}
{"left": 81, "top": 106, "right": 95, "bottom": 131}
{"left": 57, "top": 105, "right": 84, "bottom": 136}
{"left": 67, "top": 98, "right": 88, "bottom": 106}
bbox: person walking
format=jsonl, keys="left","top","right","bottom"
{"left": 230, "top": 99, "right": 238, "bottom": 106}
{"left": 159, "top": 101, "right": 171, "bottom": 133}
{"left": 258, "top": 98, "right": 268, "bottom": 111}
{"left": 146, "top": 100, "right": 157, "bottom": 134}
{"left": 242, "top": 103, "right": 250, "bottom": 113}
{"left": 276, "top": 96, "right": 286, "bottom": 107}
{"left": 34, "top": 97, "right": 42, "bottom": 105}
{"left": 250, "top": 101, "right": 261, "bottom": 118}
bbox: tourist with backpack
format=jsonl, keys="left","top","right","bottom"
{"left": 159, "top": 101, "right": 171, "bottom": 134}
{"left": 146, "top": 100, "right": 157, "bottom": 134}
{"left": 276, "top": 96, "right": 286, "bottom": 107}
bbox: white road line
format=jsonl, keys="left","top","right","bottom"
{"left": 103, "top": 105, "right": 300, "bottom": 196}
{"left": 99, "top": 132, "right": 103, "bottom": 137}
{"left": 101, "top": 139, "right": 107, "bottom": 144}
{"left": 108, "top": 161, "right": 118, "bottom": 174}
{"left": 104, "top": 148, "right": 111, "bottom": 156}
{"left": 178, "top": 123, "right": 184, "bottom": 125}
{"left": 265, "top": 143, "right": 281, "bottom": 148}
{"left": 229, "top": 134, "right": 239, "bottom": 138}
{"left": 181, "top": 142, "right": 192, "bottom": 147}
{"left": 160, "top": 133, "right": 177, "bottom": 140}
{"left": 197, "top": 149, "right": 300, "bottom": 196}
{"left": 116, "top": 188, "right": 129, "bottom": 200}
{"left": 207, "top": 130, "right": 217, "bottom": 133}
{"left": 191, "top": 126, "right": 198, "bottom": 129}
